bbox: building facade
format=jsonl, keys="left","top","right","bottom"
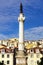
{"left": 0, "top": 47, "right": 14, "bottom": 65}
{"left": 27, "top": 47, "right": 43, "bottom": 65}
{"left": 0, "top": 39, "right": 43, "bottom": 65}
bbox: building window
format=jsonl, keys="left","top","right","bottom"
{"left": 31, "top": 54, "right": 34, "bottom": 58}
{"left": 31, "top": 60, "right": 34, "bottom": 65}
{"left": 7, "top": 54, "right": 9, "bottom": 58}
{"left": 30, "top": 49, "right": 34, "bottom": 53}
{"left": 37, "top": 54, "right": 39, "bottom": 58}
{"left": 2, "top": 60, "right": 4, "bottom": 64}
{"left": 7, "top": 42, "right": 8, "bottom": 46}
{"left": 7, "top": 61, "right": 9, "bottom": 64}
{"left": 2, "top": 54, "right": 4, "bottom": 58}
{"left": 1, "top": 49, "right": 5, "bottom": 53}
{"left": 37, "top": 60, "right": 39, "bottom": 64}
{"left": 36, "top": 49, "right": 39, "bottom": 53}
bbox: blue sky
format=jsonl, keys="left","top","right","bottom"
{"left": 0, "top": 0, "right": 43, "bottom": 40}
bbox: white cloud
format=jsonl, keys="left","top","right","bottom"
{"left": 0, "top": 15, "right": 17, "bottom": 23}
{"left": 0, "top": 33, "right": 18, "bottom": 40}
{"left": 0, "top": 34, "right": 8, "bottom": 40}
{"left": 0, "top": 26, "right": 43, "bottom": 40}
{"left": 0, "top": 0, "right": 20, "bottom": 8}
{"left": 0, "top": 0, "right": 43, "bottom": 40}
{"left": 24, "top": 26, "right": 43, "bottom": 40}
{"left": 0, "top": 0, "right": 43, "bottom": 23}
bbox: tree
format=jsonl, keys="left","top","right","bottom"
{"left": 0, "top": 62, "right": 3, "bottom": 65}
{"left": 37, "top": 57, "right": 43, "bottom": 65}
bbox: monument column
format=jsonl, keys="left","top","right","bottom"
{"left": 18, "top": 3, "right": 25, "bottom": 51}
{"left": 16, "top": 3, "right": 26, "bottom": 65}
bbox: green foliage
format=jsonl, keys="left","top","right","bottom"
{"left": 0, "top": 62, "right": 3, "bottom": 65}
{"left": 38, "top": 57, "right": 43, "bottom": 65}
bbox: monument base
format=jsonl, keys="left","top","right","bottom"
{"left": 16, "top": 51, "right": 26, "bottom": 65}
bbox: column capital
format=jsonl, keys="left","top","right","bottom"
{"left": 18, "top": 13, "right": 25, "bottom": 22}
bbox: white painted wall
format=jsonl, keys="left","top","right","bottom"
{"left": 0, "top": 53, "right": 14, "bottom": 65}
{"left": 27, "top": 53, "right": 43, "bottom": 65}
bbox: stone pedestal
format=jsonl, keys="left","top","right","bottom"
{"left": 16, "top": 51, "right": 26, "bottom": 65}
